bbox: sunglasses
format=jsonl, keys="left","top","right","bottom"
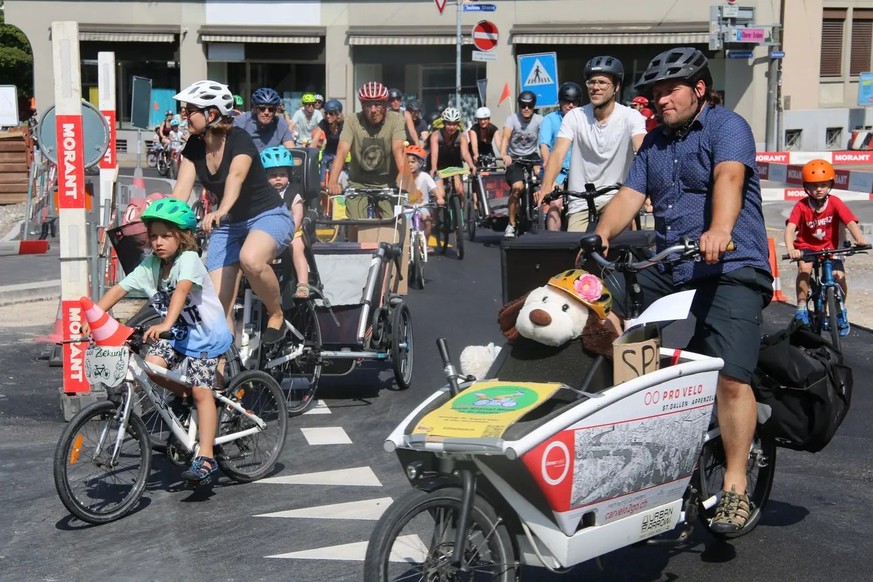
{"left": 257, "top": 105, "right": 277, "bottom": 113}
{"left": 520, "top": 103, "right": 534, "bottom": 110}
{"left": 362, "top": 101, "right": 385, "bottom": 109}
{"left": 325, "top": 110, "right": 339, "bottom": 115}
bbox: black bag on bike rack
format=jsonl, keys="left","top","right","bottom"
{"left": 751, "top": 319, "right": 853, "bottom": 453}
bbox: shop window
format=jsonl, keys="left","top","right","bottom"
{"left": 821, "top": 9, "right": 846, "bottom": 77}
{"left": 851, "top": 10, "right": 873, "bottom": 76}
{"left": 826, "top": 127, "right": 843, "bottom": 149}
{"left": 785, "top": 129, "right": 803, "bottom": 151}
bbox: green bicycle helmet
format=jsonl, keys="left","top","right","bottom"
{"left": 260, "top": 146, "right": 294, "bottom": 169}
{"left": 233, "top": 94, "right": 244, "bottom": 107}
{"left": 140, "top": 198, "right": 197, "bottom": 231}
{"left": 301, "top": 93, "right": 317, "bottom": 105}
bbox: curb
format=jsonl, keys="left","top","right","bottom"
{"left": 0, "top": 280, "right": 61, "bottom": 307}
{"left": 2, "top": 220, "right": 23, "bottom": 242}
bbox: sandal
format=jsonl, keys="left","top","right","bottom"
{"left": 710, "top": 485, "right": 751, "bottom": 534}
{"left": 181, "top": 455, "right": 217, "bottom": 482}
{"left": 294, "top": 283, "right": 310, "bottom": 299}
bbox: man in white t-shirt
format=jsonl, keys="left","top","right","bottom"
{"left": 538, "top": 56, "right": 647, "bottom": 232}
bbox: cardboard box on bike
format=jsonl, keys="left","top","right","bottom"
{"left": 613, "top": 323, "right": 660, "bottom": 384}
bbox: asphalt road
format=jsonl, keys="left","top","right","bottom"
{"left": 1, "top": 224, "right": 873, "bottom": 582}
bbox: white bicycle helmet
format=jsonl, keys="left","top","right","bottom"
{"left": 474, "top": 107, "right": 491, "bottom": 120}
{"left": 173, "top": 80, "right": 234, "bottom": 117}
{"left": 442, "top": 107, "right": 462, "bottom": 123}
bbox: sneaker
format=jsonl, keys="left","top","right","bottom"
{"left": 794, "top": 309, "right": 809, "bottom": 325}
{"left": 504, "top": 224, "right": 516, "bottom": 239}
{"left": 709, "top": 485, "right": 751, "bottom": 534}
{"left": 837, "top": 308, "right": 850, "bottom": 337}
{"left": 181, "top": 455, "right": 218, "bottom": 482}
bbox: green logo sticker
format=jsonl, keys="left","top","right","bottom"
{"left": 452, "top": 385, "right": 540, "bottom": 415}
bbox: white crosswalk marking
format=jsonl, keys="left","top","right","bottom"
{"left": 265, "top": 534, "right": 427, "bottom": 562}
{"left": 302, "top": 400, "right": 331, "bottom": 414}
{"left": 255, "top": 497, "right": 393, "bottom": 520}
{"left": 256, "top": 466, "right": 382, "bottom": 487}
{"left": 301, "top": 426, "right": 352, "bottom": 445}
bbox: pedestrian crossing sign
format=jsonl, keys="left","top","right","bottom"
{"left": 518, "top": 52, "right": 558, "bottom": 108}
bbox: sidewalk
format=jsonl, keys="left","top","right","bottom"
{"left": 0, "top": 244, "right": 60, "bottom": 306}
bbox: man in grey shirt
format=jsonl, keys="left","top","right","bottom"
{"left": 499, "top": 90, "right": 543, "bottom": 238}
{"left": 233, "top": 86, "right": 295, "bottom": 152}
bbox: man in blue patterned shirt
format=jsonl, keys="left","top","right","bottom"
{"left": 592, "top": 48, "right": 773, "bottom": 535}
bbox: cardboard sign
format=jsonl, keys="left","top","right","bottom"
{"left": 613, "top": 323, "right": 660, "bottom": 384}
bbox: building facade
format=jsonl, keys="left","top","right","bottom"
{"left": 6, "top": 0, "right": 873, "bottom": 151}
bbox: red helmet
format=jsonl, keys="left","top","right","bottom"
{"left": 802, "top": 159, "right": 835, "bottom": 183}
{"left": 631, "top": 96, "right": 649, "bottom": 106}
{"left": 358, "top": 82, "right": 389, "bottom": 102}
{"left": 405, "top": 145, "right": 427, "bottom": 160}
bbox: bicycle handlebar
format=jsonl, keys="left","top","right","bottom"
{"left": 581, "top": 233, "right": 735, "bottom": 272}
{"left": 782, "top": 243, "right": 871, "bottom": 261}
{"left": 542, "top": 183, "right": 623, "bottom": 203}
{"left": 510, "top": 155, "right": 542, "bottom": 167}
{"left": 343, "top": 187, "right": 399, "bottom": 199}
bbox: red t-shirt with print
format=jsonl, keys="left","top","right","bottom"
{"left": 787, "top": 195, "right": 858, "bottom": 252}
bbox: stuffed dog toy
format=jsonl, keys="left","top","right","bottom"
{"left": 460, "top": 269, "right": 619, "bottom": 379}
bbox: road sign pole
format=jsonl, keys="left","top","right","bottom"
{"left": 97, "top": 51, "right": 117, "bottom": 216}
{"left": 51, "top": 21, "right": 90, "bottom": 395}
{"left": 455, "top": 0, "right": 462, "bottom": 108}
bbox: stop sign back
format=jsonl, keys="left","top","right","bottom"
{"left": 472, "top": 20, "right": 499, "bottom": 52}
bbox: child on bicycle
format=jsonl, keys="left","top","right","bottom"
{"left": 261, "top": 146, "right": 310, "bottom": 299}
{"left": 402, "top": 145, "right": 444, "bottom": 242}
{"left": 85, "top": 199, "right": 233, "bottom": 482}
{"left": 784, "top": 158, "right": 868, "bottom": 334}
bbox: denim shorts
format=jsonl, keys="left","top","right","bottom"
{"left": 146, "top": 340, "right": 221, "bottom": 390}
{"left": 604, "top": 266, "right": 773, "bottom": 384}
{"left": 206, "top": 205, "right": 294, "bottom": 271}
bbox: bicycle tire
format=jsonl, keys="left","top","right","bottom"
{"left": 826, "top": 286, "right": 841, "bottom": 352}
{"left": 279, "top": 299, "right": 322, "bottom": 416}
{"left": 390, "top": 303, "right": 414, "bottom": 390}
{"left": 363, "top": 487, "right": 517, "bottom": 582}
{"left": 216, "top": 370, "right": 287, "bottom": 482}
{"left": 438, "top": 206, "right": 450, "bottom": 254}
{"left": 451, "top": 196, "right": 465, "bottom": 260}
{"left": 146, "top": 152, "right": 158, "bottom": 168}
{"left": 156, "top": 156, "right": 169, "bottom": 177}
{"left": 695, "top": 426, "right": 776, "bottom": 539}
{"left": 466, "top": 196, "right": 477, "bottom": 242}
{"left": 54, "top": 401, "right": 151, "bottom": 525}
{"left": 411, "top": 235, "right": 425, "bottom": 290}
{"left": 169, "top": 158, "right": 178, "bottom": 180}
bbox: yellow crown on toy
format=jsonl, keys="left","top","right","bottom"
{"left": 547, "top": 269, "right": 612, "bottom": 320}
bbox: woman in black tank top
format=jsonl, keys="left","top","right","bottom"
{"left": 428, "top": 108, "right": 475, "bottom": 200}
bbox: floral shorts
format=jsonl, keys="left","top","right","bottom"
{"left": 146, "top": 340, "right": 221, "bottom": 390}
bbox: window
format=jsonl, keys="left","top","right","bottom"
{"left": 851, "top": 10, "right": 873, "bottom": 76}
{"left": 826, "top": 127, "right": 843, "bottom": 149}
{"left": 821, "top": 9, "right": 846, "bottom": 77}
{"left": 785, "top": 129, "right": 803, "bottom": 151}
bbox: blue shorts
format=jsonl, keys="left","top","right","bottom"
{"left": 205, "top": 205, "right": 293, "bottom": 272}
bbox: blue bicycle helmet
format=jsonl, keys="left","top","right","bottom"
{"left": 260, "top": 146, "right": 294, "bottom": 170}
{"left": 170, "top": 119, "right": 180, "bottom": 127}
{"left": 323, "top": 99, "right": 343, "bottom": 113}
{"left": 251, "top": 87, "right": 281, "bottom": 106}
{"left": 140, "top": 199, "right": 197, "bottom": 231}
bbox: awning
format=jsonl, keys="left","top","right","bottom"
{"left": 510, "top": 23, "right": 709, "bottom": 45}
{"left": 347, "top": 26, "right": 473, "bottom": 46}
{"left": 77, "top": 24, "right": 179, "bottom": 43}
{"left": 80, "top": 32, "right": 175, "bottom": 43}
{"left": 198, "top": 26, "right": 325, "bottom": 44}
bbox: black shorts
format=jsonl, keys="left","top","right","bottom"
{"left": 603, "top": 266, "right": 773, "bottom": 384}
{"left": 504, "top": 162, "right": 527, "bottom": 187}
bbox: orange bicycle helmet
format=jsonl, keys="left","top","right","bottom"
{"left": 405, "top": 145, "right": 427, "bottom": 160}
{"left": 802, "top": 159, "right": 835, "bottom": 183}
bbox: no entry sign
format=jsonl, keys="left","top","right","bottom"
{"left": 472, "top": 20, "right": 499, "bottom": 52}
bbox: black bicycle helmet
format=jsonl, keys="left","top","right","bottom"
{"left": 406, "top": 99, "right": 422, "bottom": 112}
{"left": 584, "top": 56, "right": 624, "bottom": 86}
{"left": 517, "top": 90, "right": 537, "bottom": 107}
{"left": 635, "top": 47, "right": 712, "bottom": 92}
{"left": 558, "top": 82, "right": 583, "bottom": 105}
{"left": 388, "top": 88, "right": 403, "bottom": 101}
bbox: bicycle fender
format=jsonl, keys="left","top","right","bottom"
{"left": 412, "top": 473, "right": 462, "bottom": 493}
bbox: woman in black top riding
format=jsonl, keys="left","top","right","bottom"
{"left": 312, "top": 98, "right": 345, "bottom": 182}
{"left": 170, "top": 80, "right": 294, "bottom": 345}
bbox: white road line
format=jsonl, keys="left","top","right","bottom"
{"left": 255, "top": 497, "right": 393, "bottom": 520}
{"left": 266, "top": 535, "right": 426, "bottom": 562}
{"left": 256, "top": 466, "right": 382, "bottom": 487}
{"left": 301, "top": 426, "right": 352, "bottom": 445}
{"left": 303, "top": 400, "right": 330, "bottom": 414}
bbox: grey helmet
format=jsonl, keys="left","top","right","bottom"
{"left": 584, "top": 56, "right": 624, "bottom": 86}
{"left": 635, "top": 47, "right": 712, "bottom": 92}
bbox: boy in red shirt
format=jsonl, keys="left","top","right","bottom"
{"left": 784, "top": 159, "right": 868, "bottom": 333}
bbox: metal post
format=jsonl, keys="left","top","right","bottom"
{"left": 765, "top": 47, "right": 779, "bottom": 151}
{"left": 455, "top": 0, "right": 462, "bottom": 109}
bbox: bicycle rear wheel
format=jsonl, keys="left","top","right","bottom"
{"left": 216, "top": 370, "right": 287, "bottom": 482}
{"left": 826, "top": 286, "right": 841, "bottom": 352}
{"left": 54, "top": 401, "right": 151, "bottom": 524}
{"left": 451, "top": 196, "right": 465, "bottom": 260}
{"left": 695, "top": 426, "right": 776, "bottom": 539}
{"left": 279, "top": 299, "right": 322, "bottom": 415}
{"left": 466, "top": 196, "right": 477, "bottom": 242}
{"left": 434, "top": 206, "right": 450, "bottom": 254}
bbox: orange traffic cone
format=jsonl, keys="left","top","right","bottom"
{"left": 80, "top": 296, "right": 134, "bottom": 346}
{"left": 767, "top": 237, "right": 790, "bottom": 303}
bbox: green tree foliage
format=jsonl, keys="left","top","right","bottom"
{"left": 0, "top": 7, "right": 34, "bottom": 107}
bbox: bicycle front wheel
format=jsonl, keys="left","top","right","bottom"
{"left": 451, "top": 195, "right": 465, "bottom": 260}
{"left": 281, "top": 299, "right": 322, "bottom": 415}
{"left": 696, "top": 426, "right": 776, "bottom": 539}
{"left": 826, "top": 286, "right": 841, "bottom": 352}
{"left": 363, "top": 487, "right": 517, "bottom": 582}
{"left": 53, "top": 401, "right": 151, "bottom": 524}
{"left": 411, "top": 234, "right": 425, "bottom": 290}
{"left": 216, "top": 370, "right": 287, "bottom": 482}
{"left": 466, "top": 196, "right": 477, "bottom": 242}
